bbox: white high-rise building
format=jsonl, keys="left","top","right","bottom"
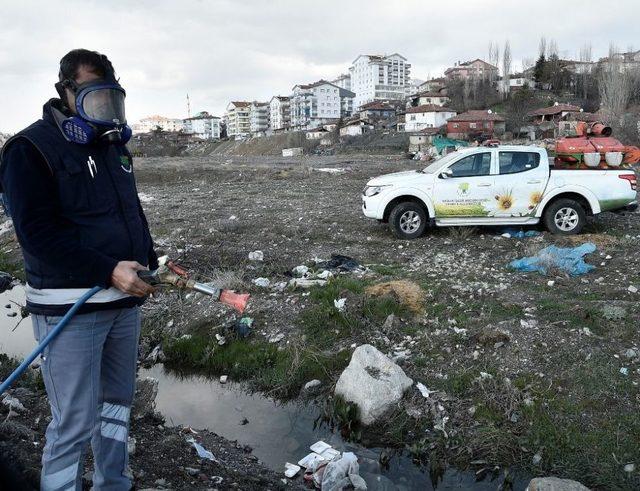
{"left": 289, "top": 80, "right": 355, "bottom": 130}
{"left": 183, "top": 111, "right": 221, "bottom": 139}
{"left": 224, "top": 101, "right": 251, "bottom": 138}
{"left": 349, "top": 53, "right": 411, "bottom": 110}
{"left": 249, "top": 102, "right": 269, "bottom": 134}
{"left": 331, "top": 74, "right": 351, "bottom": 91}
{"left": 132, "top": 115, "right": 184, "bottom": 134}
{"left": 269, "top": 96, "right": 290, "bottom": 131}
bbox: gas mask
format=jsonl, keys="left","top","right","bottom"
{"left": 55, "top": 76, "right": 132, "bottom": 145}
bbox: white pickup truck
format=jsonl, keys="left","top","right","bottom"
{"left": 362, "top": 145, "right": 637, "bottom": 239}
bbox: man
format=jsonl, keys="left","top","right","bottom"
{"left": 0, "top": 49, "right": 157, "bottom": 490}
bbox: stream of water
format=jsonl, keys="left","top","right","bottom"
{"left": 0, "top": 287, "right": 529, "bottom": 490}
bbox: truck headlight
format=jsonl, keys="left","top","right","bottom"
{"left": 363, "top": 185, "right": 391, "bottom": 197}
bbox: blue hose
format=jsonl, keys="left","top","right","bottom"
{"left": 0, "top": 286, "right": 102, "bottom": 395}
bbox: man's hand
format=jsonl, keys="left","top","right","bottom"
{"left": 111, "top": 261, "right": 156, "bottom": 297}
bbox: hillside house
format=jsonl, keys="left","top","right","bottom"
{"left": 446, "top": 110, "right": 505, "bottom": 140}
{"left": 405, "top": 105, "right": 457, "bottom": 133}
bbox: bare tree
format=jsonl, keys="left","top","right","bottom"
{"left": 488, "top": 41, "right": 500, "bottom": 84}
{"left": 578, "top": 43, "right": 593, "bottom": 99}
{"left": 502, "top": 40, "right": 512, "bottom": 99}
{"left": 539, "top": 37, "right": 547, "bottom": 58}
{"left": 599, "top": 44, "right": 633, "bottom": 121}
{"left": 548, "top": 39, "right": 558, "bottom": 57}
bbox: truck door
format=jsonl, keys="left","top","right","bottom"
{"left": 490, "top": 150, "right": 547, "bottom": 217}
{"left": 433, "top": 151, "right": 494, "bottom": 218}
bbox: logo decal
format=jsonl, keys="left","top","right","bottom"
{"left": 457, "top": 182, "right": 470, "bottom": 196}
{"left": 87, "top": 156, "right": 97, "bottom": 178}
{"left": 120, "top": 155, "right": 132, "bottom": 173}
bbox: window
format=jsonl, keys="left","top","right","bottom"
{"left": 452, "top": 123, "right": 459, "bottom": 128}
{"left": 499, "top": 152, "right": 540, "bottom": 175}
{"left": 469, "top": 122, "right": 477, "bottom": 129}
{"left": 446, "top": 153, "right": 492, "bottom": 178}
{"left": 410, "top": 115, "right": 416, "bottom": 120}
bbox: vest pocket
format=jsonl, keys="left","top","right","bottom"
{"left": 56, "top": 157, "right": 90, "bottom": 211}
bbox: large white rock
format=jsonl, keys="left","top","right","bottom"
{"left": 526, "top": 477, "right": 590, "bottom": 491}
{"left": 335, "top": 344, "right": 413, "bottom": 425}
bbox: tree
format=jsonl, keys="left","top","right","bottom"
{"left": 501, "top": 40, "right": 512, "bottom": 99}
{"left": 599, "top": 44, "right": 633, "bottom": 121}
{"left": 533, "top": 53, "right": 546, "bottom": 84}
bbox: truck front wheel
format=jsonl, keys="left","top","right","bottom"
{"left": 389, "top": 202, "right": 427, "bottom": 239}
{"left": 543, "top": 198, "right": 586, "bottom": 235}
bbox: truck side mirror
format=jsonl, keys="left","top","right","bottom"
{"left": 439, "top": 169, "right": 453, "bottom": 179}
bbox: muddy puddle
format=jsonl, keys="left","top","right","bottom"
{"left": 1, "top": 288, "right": 529, "bottom": 490}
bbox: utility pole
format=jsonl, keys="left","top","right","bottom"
{"left": 186, "top": 93, "right": 191, "bottom": 118}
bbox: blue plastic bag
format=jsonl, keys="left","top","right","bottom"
{"left": 501, "top": 228, "right": 541, "bottom": 238}
{"left": 509, "top": 243, "right": 596, "bottom": 276}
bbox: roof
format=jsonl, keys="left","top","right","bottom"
{"left": 411, "top": 91, "right": 450, "bottom": 99}
{"left": 184, "top": 112, "right": 220, "bottom": 121}
{"left": 270, "top": 95, "right": 290, "bottom": 102}
{"left": 307, "top": 127, "right": 328, "bottom": 133}
{"left": 415, "top": 126, "right": 443, "bottom": 135}
{"left": 351, "top": 53, "right": 407, "bottom": 64}
{"left": 528, "top": 104, "right": 581, "bottom": 117}
{"left": 447, "top": 110, "right": 505, "bottom": 122}
{"left": 230, "top": 101, "right": 250, "bottom": 108}
{"left": 406, "top": 104, "right": 456, "bottom": 114}
{"left": 360, "top": 101, "right": 395, "bottom": 111}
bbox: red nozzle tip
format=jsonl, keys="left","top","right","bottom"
{"left": 219, "top": 291, "right": 250, "bottom": 314}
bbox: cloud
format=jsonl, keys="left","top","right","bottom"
{"left": 0, "top": 0, "right": 637, "bottom": 132}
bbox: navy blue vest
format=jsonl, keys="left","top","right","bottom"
{"left": 2, "top": 102, "right": 151, "bottom": 289}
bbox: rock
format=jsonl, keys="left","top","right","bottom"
{"left": 133, "top": 377, "right": 159, "bottom": 417}
{"left": 128, "top": 437, "right": 136, "bottom": 455}
{"left": 154, "top": 478, "right": 167, "bottom": 487}
{"left": 532, "top": 452, "right": 542, "bottom": 465}
{"left": 248, "top": 250, "right": 264, "bottom": 261}
{"left": 335, "top": 344, "right": 413, "bottom": 425}
{"left": 624, "top": 463, "right": 635, "bottom": 473}
{"left": 382, "top": 314, "right": 396, "bottom": 330}
{"left": 526, "top": 477, "right": 590, "bottom": 491}
{"left": 602, "top": 304, "right": 627, "bottom": 321}
{"left": 219, "top": 375, "right": 228, "bottom": 384}
{"left": 144, "top": 345, "right": 166, "bottom": 365}
{"left": 288, "top": 278, "right": 327, "bottom": 288}
{"left": 303, "top": 379, "right": 322, "bottom": 391}
{"left": 185, "top": 467, "right": 200, "bottom": 476}
{"left": 252, "top": 277, "right": 270, "bottom": 288}
{"left": 292, "top": 265, "right": 309, "bottom": 277}
{"left": 1, "top": 394, "right": 25, "bottom": 412}
{"left": 623, "top": 348, "right": 638, "bottom": 359}
{"left": 473, "top": 325, "right": 511, "bottom": 347}
{"left": 547, "top": 280, "right": 555, "bottom": 287}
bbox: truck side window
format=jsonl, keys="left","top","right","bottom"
{"left": 448, "top": 153, "right": 491, "bottom": 178}
{"left": 499, "top": 152, "right": 540, "bottom": 174}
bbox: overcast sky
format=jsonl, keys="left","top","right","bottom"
{"left": 0, "top": 0, "right": 637, "bottom": 132}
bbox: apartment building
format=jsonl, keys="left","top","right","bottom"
{"left": 348, "top": 53, "right": 411, "bottom": 110}
{"left": 132, "top": 115, "right": 184, "bottom": 134}
{"left": 269, "top": 96, "right": 291, "bottom": 131}
{"left": 183, "top": 111, "right": 221, "bottom": 139}
{"left": 444, "top": 59, "right": 498, "bottom": 81}
{"left": 224, "top": 101, "right": 251, "bottom": 138}
{"left": 331, "top": 73, "right": 351, "bottom": 91}
{"left": 404, "top": 105, "right": 457, "bottom": 133}
{"left": 289, "top": 80, "right": 355, "bottom": 130}
{"left": 249, "top": 101, "right": 269, "bottom": 135}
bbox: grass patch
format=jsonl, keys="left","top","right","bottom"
{"left": 163, "top": 335, "right": 350, "bottom": 398}
{"left": 368, "top": 263, "right": 403, "bottom": 276}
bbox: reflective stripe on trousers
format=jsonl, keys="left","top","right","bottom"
{"left": 33, "top": 307, "right": 140, "bottom": 491}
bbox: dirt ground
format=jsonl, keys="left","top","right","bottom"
{"left": 1, "top": 152, "right": 639, "bottom": 489}
{"left": 133, "top": 153, "right": 640, "bottom": 490}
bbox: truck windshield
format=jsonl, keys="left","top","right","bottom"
{"left": 421, "top": 152, "right": 459, "bottom": 174}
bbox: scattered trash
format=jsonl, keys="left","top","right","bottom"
{"left": 252, "top": 277, "right": 270, "bottom": 288}
{"left": 333, "top": 298, "right": 346, "bottom": 312}
{"left": 269, "top": 333, "right": 285, "bottom": 344}
{"left": 292, "top": 265, "right": 310, "bottom": 277}
{"left": 509, "top": 243, "right": 596, "bottom": 276}
{"left": 628, "top": 285, "right": 638, "bottom": 294}
{"left": 128, "top": 437, "right": 136, "bottom": 456}
{"left": 235, "top": 317, "right": 253, "bottom": 338}
{"left": 624, "top": 463, "right": 635, "bottom": 473}
{"left": 288, "top": 278, "right": 327, "bottom": 289}
{"left": 144, "top": 345, "right": 166, "bottom": 364}
{"left": 620, "top": 367, "right": 629, "bottom": 376}
{"left": 365, "top": 280, "right": 423, "bottom": 313}
{"left": 316, "top": 270, "right": 333, "bottom": 280}
{"left": 1, "top": 394, "right": 25, "bottom": 412}
{"left": 298, "top": 452, "right": 326, "bottom": 469}
{"left": 186, "top": 437, "right": 218, "bottom": 462}
{"left": 303, "top": 379, "right": 322, "bottom": 391}
{"left": 382, "top": 314, "right": 396, "bottom": 330}
{"left": 320, "top": 452, "right": 367, "bottom": 491}
{"left": 248, "top": 250, "right": 264, "bottom": 261}
{"left": 315, "top": 167, "right": 346, "bottom": 174}
{"left": 138, "top": 192, "right": 155, "bottom": 203}
{"left": 310, "top": 441, "right": 332, "bottom": 455}
{"left": 284, "top": 462, "right": 301, "bottom": 478}
{"left": 215, "top": 333, "right": 226, "bottom": 346}
{"left": 547, "top": 280, "right": 555, "bottom": 287}
{"left": 532, "top": 452, "right": 543, "bottom": 465}
{"left": 500, "top": 228, "right": 541, "bottom": 239}
{"left": 416, "top": 382, "right": 431, "bottom": 398}
{"left": 219, "top": 375, "right": 228, "bottom": 384}
{"left": 316, "top": 254, "right": 361, "bottom": 272}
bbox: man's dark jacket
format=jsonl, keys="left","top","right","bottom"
{"left": 0, "top": 99, "right": 158, "bottom": 315}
